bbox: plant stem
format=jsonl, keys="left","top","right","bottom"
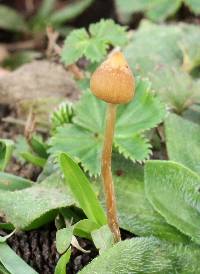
{"left": 101, "top": 103, "right": 121, "bottom": 242}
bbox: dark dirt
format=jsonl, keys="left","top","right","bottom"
{"left": 5, "top": 225, "right": 98, "bottom": 274}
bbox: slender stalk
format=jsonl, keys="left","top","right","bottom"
{"left": 101, "top": 103, "right": 121, "bottom": 242}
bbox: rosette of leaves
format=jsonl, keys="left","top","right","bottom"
{"left": 124, "top": 21, "right": 200, "bottom": 113}
{"left": 61, "top": 19, "right": 128, "bottom": 65}
{"left": 49, "top": 77, "right": 166, "bottom": 176}
{"left": 115, "top": 0, "right": 200, "bottom": 24}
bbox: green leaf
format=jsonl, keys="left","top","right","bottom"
{"left": 73, "top": 219, "right": 99, "bottom": 239}
{"left": 91, "top": 225, "right": 114, "bottom": 253}
{"left": 180, "top": 24, "right": 200, "bottom": 72}
{"left": 124, "top": 22, "right": 200, "bottom": 112}
{"left": 0, "top": 243, "right": 38, "bottom": 274}
{"left": 30, "top": 136, "right": 48, "bottom": 159}
{"left": 21, "top": 152, "right": 46, "bottom": 168}
{"left": 145, "top": 160, "right": 200, "bottom": 244}
{"left": 97, "top": 155, "right": 189, "bottom": 243}
{"left": 50, "top": 0, "right": 94, "bottom": 26}
{"left": 115, "top": 0, "right": 182, "bottom": 23}
{"left": 146, "top": 0, "right": 182, "bottom": 22}
{"left": 89, "top": 19, "right": 128, "bottom": 47}
{"left": 50, "top": 78, "right": 165, "bottom": 176}
{"left": 59, "top": 153, "right": 106, "bottom": 226}
{"left": 56, "top": 227, "right": 73, "bottom": 254}
{"left": 0, "top": 173, "right": 75, "bottom": 229}
{"left": 50, "top": 124, "right": 103, "bottom": 175}
{"left": 0, "top": 264, "right": 10, "bottom": 274}
{"left": 0, "top": 5, "right": 27, "bottom": 32}
{"left": 148, "top": 65, "right": 199, "bottom": 113}
{"left": 182, "top": 103, "right": 200, "bottom": 124}
{"left": 185, "top": 0, "right": 200, "bottom": 14}
{"left": 54, "top": 248, "right": 71, "bottom": 274}
{"left": 0, "top": 139, "right": 14, "bottom": 171}
{"left": 51, "top": 101, "right": 74, "bottom": 133}
{"left": 165, "top": 113, "right": 200, "bottom": 174}
{"left": 0, "top": 172, "right": 32, "bottom": 191}
{"left": 61, "top": 28, "right": 90, "bottom": 65}
{"left": 61, "top": 19, "right": 128, "bottom": 65}
{"left": 80, "top": 237, "right": 200, "bottom": 274}
{"left": 35, "top": 0, "right": 56, "bottom": 19}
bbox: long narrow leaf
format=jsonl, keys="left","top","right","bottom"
{"left": 0, "top": 243, "right": 38, "bottom": 274}
{"left": 59, "top": 153, "right": 106, "bottom": 226}
{"left": 0, "top": 139, "right": 14, "bottom": 171}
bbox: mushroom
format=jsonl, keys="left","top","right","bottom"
{"left": 90, "top": 51, "right": 135, "bottom": 242}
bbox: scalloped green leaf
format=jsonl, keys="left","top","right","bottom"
{"left": 0, "top": 173, "right": 75, "bottom": 229}
{"left": 96, "top": 155, "right": 189, "bottom": 243}
{"left": 145, "top": 160, "right": 200, "bottom": 244}
{"left": 89, "top": 19, "right": 128, "bottom": 47}
{"left": 49, "top": 78, "right": 165, "bottom": 175}
{"left": 61, "top": 19, "right": 128, "bottom": 65}
{"left": 115, "top": 78, "right": 165, "bottom": 136}
{"left": 80, "top": 237, "right": 200, "bottom": 274}
{"left": 165, "top": 113, "right": 200, "bottom": 174}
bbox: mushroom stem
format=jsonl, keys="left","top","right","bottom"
{"left": 101, "top": 103, "right": 121, "bottom": 242}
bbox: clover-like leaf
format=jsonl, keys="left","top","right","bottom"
{"left": 61, "top": 19, "right": 128, "bottom": 65}
{"left": 80, "top": 237, "right": 200, "bottom": 274}
{"left": 89, "top": 19, "right": 128, "bottom": 47}
{"left": 49, "top": 78, "right": 165, "bottom": 176}
{"left": 165, "top": 113, "right": 200, "bottom": 174}
{"left": 145, "top": 160, "right": 200, "bottom": 244}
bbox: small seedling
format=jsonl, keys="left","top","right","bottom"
{"left": 90, "top": 51, "right": 135, "bottom": 242}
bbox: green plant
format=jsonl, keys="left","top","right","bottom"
{"left": 124, "top": 21, "right": 200, "bottom": 113}
{"left": 49, "top": 77, "right": 165, "bottom": 176}
{"left": 115, "top": 0, "right": 200, "bottom": 24}
{"left": 61, "top": 19, "right": 128, "bottom": 66}
{"left": 14, "top": 135, "right": 48, "bottom": 168}
{"left": 1, "top": 14, "right": 200, "bottom": 274}
{"left": 0, "top": 139, "right": 14, "bottom": 171}
{"left": 0, "top": 0, "right": 94, "bottom": 34}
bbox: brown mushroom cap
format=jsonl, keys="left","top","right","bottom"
{"left": 90, "top": 51, "right": 135, "bottom": 104}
